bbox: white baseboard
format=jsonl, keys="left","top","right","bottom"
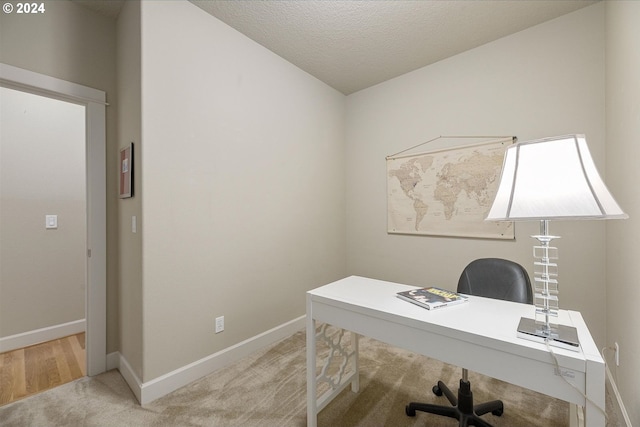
{"left": 117, "top": 352, "right": 143, "bottom": 403}
{"left": 0, "top": 319, "right": 86, "bottom": 353}
{"left": 106, "top": 351, "right": 121, "bottom": 371}
{"left": 112, "top": 315, "right": 305, "bottom": 405}
{"left": 605, "top": 362, "right": 633, "bottom": 427}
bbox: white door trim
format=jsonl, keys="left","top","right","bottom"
{"left": 0, "top": 63, "right": 107, "bottom": 376}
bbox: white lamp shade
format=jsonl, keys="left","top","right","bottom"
{"left": 486, "top": 134, "right": 628, "bottom": 221}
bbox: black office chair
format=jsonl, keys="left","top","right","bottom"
{"left": 405, "top": 258, "right": 533, "bottom": 427}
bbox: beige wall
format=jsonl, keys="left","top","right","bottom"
{"left": 116, "top": 0, "right": 143, "bottom": 380}
{"left": 345, "top": 3, "right": 608, "bottom": 347}
{"left": 139, "top": 1, "right": 346, "bottom": 380}
{"left": 0, "top": 0, "right": 119, "bottom": 353}
{"left": 0, "top": 87, "right": 86, "bottom": 336}
{"left": 606, "top": 1, "right": 640, "bottom": 425}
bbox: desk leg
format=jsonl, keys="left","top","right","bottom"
{"left": 569, "top": 404, "right": 584, "bottom": 427}
{"left": 307, "top": 308, "right": 318, "bottom": 427}
{"left": 351, "top": 332, "right": 360, "bottom": 393}
{"left": 307, "top": 320, "right": 359, "bottom": 427}
{"left": 584, "top": 358, "right": 605, "bottom": 427}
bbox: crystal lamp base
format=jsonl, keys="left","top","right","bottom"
{"left": 517, "top": 317, "right": 580, "bottom": 352}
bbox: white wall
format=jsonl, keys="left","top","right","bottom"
{"left": 345, "top": 3, "right": 608, "bottom": 347}
{"left": 0, "top": 87, "right": 86, "bottom": 336}
{"left": 605, "top": 1, "right": 640, "bottom": 425}
{"left": 139, "top": 1, "right": 346, "bottom": 380}
{"left": 116, "top": 0, "right": 143, "bottom": 380}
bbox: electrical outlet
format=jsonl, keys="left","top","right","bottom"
{"left": 615, "top": 342, "right": 620, "bottom": 366}
{"left": 215, "top": 316, "right": 224, "bottom": 334}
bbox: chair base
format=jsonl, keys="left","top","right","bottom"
{"left": 406, "top": 379, "right": 503, "bottom": 427}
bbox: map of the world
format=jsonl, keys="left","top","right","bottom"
{"left": 387, "top": 138, "right": 514, "bottom": 239}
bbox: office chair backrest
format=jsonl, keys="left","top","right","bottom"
{"left": 457, "top": 258, "right": 533, "bottom": 304}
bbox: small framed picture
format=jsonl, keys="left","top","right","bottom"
{"left": 119, "top": 142, "right": 134, "bottom": 198}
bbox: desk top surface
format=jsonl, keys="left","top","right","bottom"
{"left": 308, "top": 275, "right": 603, "bottom": 368}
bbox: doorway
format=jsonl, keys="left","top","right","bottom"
{"left": 0, "top": 63, "right": 106, "bottom": 377}
{"left": 1, "top": 86, "right": 86, "bottom": 343}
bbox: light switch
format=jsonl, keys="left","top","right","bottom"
{"left": 46, "top": 215, "right": 58, "bottom": 229}
{"left": 132, "top": 215, "right": 137, "bottom": 233}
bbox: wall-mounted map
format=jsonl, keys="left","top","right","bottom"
{"left": 387, "top": 137, "right": 514, "bottom": 239}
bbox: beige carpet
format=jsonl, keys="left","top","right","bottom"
{"left": 0, "top": 330, "right": 619, "bottom": 426}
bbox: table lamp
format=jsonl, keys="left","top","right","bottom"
{"left": 486, "top": 134, "right": 628, "bottom": 350}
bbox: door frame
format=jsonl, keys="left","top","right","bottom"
{"left": 0, "top": 63, "right": 107, "bottom": 376}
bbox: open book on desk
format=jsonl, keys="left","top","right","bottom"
{"left": 396, "top": 287, "right": 468, "bottom": 310}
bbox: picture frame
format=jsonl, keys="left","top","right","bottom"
{"left": 119, "top": 142, "right": 134, "bottom": 198}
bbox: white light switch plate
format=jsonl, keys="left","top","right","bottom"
{"left": 45, "top": 215, "right": 58, "bottom": 229}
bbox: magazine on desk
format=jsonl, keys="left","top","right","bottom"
{"left": 396, "top": 287, "right": 468, "bottom": 310}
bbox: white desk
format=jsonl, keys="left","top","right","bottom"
{"left": 306, "top": 276, "right": 604, "bottom": 427}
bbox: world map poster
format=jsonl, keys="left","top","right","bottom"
{"left": 387, "top": 138, "right": 514, "bottom": 239}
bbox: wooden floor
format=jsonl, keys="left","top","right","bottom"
{"left": 0, "top": 333, "right": 86, "bottom": 406}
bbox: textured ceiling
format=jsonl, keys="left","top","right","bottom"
{"left": 76, "top": 0, "right": 599, "bottom": 95}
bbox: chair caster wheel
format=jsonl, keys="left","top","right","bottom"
{"left": 405, "top": 405, "right": 416, "bottom": 417}
{"left": 432, "top": 385, "right": 443, "bottom": 396}
{"left": 492, "top": 408, "right": 504, "bottom": 417}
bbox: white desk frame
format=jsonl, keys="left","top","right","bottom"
{"left": 306, "top": 276, "right": 604, "bottom": 427}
